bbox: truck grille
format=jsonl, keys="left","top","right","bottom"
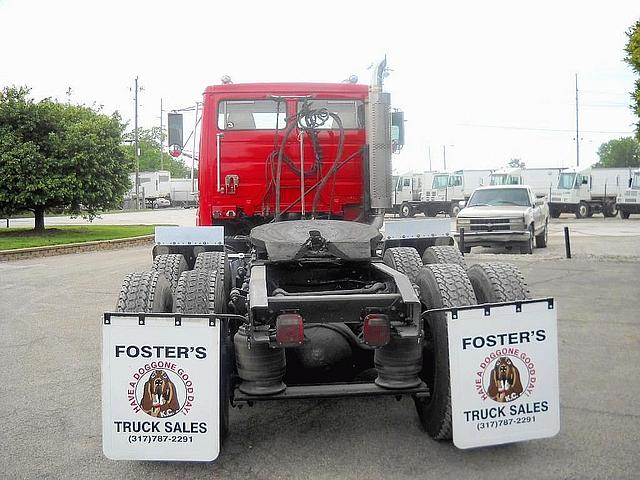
{"left": 469, "top": 218, "right": 511, "bottom": 232}
{"left": 626, "top": 197, "right": 637, "bottom": 203}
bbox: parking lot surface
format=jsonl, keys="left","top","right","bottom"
{"left": 1, "top": 214, "right": 639, "bottom": 479}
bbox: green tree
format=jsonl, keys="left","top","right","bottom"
{"left": 122, "top": 127, "right": 194, "bottom": 178}
{"left": 625, "top": 19, "right": 640, "bottom": 139}
{"left": 508, "top": 158, "right": 525, "bottom": 168}
{"left": 595, "top": 137, "right": 640, "bottom": 168}
{"left": 0, "top": 87, "right": 131, "bottom": 232}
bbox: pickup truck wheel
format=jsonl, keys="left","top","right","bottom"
{"left": 535, "top": 221, "right": 548, "bottom": 248}
{"left": 422, "top": 246, "right": 466, "bottom": 268}
{"left": 621, "top": 209, "right": 631, "bottom": 219}
{"left": 174, "top": 269, "right": 232, "bottom": 443}
{"left": 413, "top": 264, "right": 477, "bottom": 440}
{"left": 152, "top": 254, "right": 188, "bottom": 293}
{"left": 399, "top": 202, "right": 413, "bottom": 218}
{"left": 466, "top": 263, "right": 531, "bottom": 303}
{"left": 520, "top": 225, "right": 534, "bottom": 254}
{"left": 575, "top": 201, "right": 590, "bottom": 219}
{"left": 116, "top": 271, "right": 173, "bottom": 313}
{"left": 383, "top": 247, "right": 423, "bottom": 284}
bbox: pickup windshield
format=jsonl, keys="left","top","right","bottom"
{"left": 467, "top": 188, "right": 531, "bottom": 207}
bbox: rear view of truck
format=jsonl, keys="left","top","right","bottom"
{"left": 102, "top": 64, "right": 559, "bottom": 461}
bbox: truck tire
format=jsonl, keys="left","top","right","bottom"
{"left": 413, "top": 264, "right": 477, "bottom": 440}
{"left": 116, "top": 271, "right": 173, "bottom": 313}
{"left": 399, "top": 202, "right": 413, "bottom": 218}
{"left": 383, "top": 247, "right": 423, "bottom": 284}
{"left": 520, "top": 225, "right": 534, "bottom": 254}
{"left": 174, "top": 269, "right": 232, "bottom": 443}
{"left": 620, "top": 209, "right": 631, "bottom": 219}
{"left": 466, "top": 263, "right": 531, "bottom": 303}
{"left": 535, "top": 221, "right": 548, "bottom": 248}
{"left": 550, "top": 208, "right": 560, "bottom": 219}
{"left": 195, "top": 251, "right": 230, "bottom": 294}
{"left": 575, "top": 201, "right": 590, "bottom": 219}
{"left": 450, "top": 204, "right": 461, "bottom": 217}
{"left": 421, "top": 246, "right": 466, "bottom": 268}
{"left": 152, "top": 254, "right": 188, "bottom": 293}
{"left": 603, "top": 202, "right": 618, "bottom": 218}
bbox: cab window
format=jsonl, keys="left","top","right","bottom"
{"left": 218, "top": 100, "right": 288, "bottom": 130}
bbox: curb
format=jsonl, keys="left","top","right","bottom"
{"left": 0, "top": 235, "right": 154, "bottom": 261}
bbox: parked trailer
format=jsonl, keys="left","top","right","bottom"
{"left": 170, "top": 178, "right": 199, "bottom": 208}
{"left": 617, "top": 169, "right": 640, "bottom": 218}
{"left": 490, "top": 167, "right": 561, "bottom": 199}
{"left": 127, "top": 170, "right": 172, "bottom": 207}
{"left": 549, "top": 167, "right": 632, "bottom": 218}
{"left": 103, "top": 64, "right": 558, "bottom": 461}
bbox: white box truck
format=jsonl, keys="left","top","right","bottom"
{"left": 490, "top": 167, "right": 561, "bottom": 199}
{"left": 549, "top": 167, "right": 632, "bottom": 218}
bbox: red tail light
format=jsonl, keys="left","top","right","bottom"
{"left": 275, "top": 313, "right": 305, "bottom": 346}
{"left": 363, "top": 314, "right": 390, "bottom": 347}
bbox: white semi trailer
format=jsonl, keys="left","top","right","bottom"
{"left": 548, "top": 167, "right": 632, "bottom": 218}
{"left": 490, "top": 167, "right": 562, "bottom": 199}
{"left": 617, "top": 169, "right": 640, "bottom": 219}
{"left": 170, "top": 178, "right": 199, "bottom": 208}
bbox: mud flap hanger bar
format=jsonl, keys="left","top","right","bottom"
{"left": 422, "top": 297, "right": 554, "bottom": 320}
{"left": 103, "top": 312, "right": 247, "bottom": 327}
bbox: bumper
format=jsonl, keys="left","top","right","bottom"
{"left": 454, "top": 230, "right": 531, "bottom": 247}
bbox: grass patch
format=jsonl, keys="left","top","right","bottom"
{"left": 0, "top": 225, "right": 155, "bottom": 250}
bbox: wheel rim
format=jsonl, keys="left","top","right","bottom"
{"left": 451, "top": 206, "right": 460, "bottom": 217}
{"left": 579, "top": 204, "right": 587, "bottom": 217}
{"left": 401, "top": 205, "right": 409, "bottom": 217}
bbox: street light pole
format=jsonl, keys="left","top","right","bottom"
{"left": 159, "top": 97, "right": 164, "bottom": 171}
{"left": 134, "top": 76, "right": 140, "bottom": 209}
{"left": 443, "top": 145, "right": 446, "bottom": 171}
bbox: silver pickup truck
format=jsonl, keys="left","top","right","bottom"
{"left": 455, "top": 185, "right": 549, "bottom": 254}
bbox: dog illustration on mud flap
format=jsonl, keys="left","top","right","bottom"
{"left": 488, "top": 357, "right": 523, "bottom": 402}
{"left": 140, "top": 370, "right": 180, "bottom": 417}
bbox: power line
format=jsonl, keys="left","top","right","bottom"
{"left": 457, "top": 123, "right": 634, "bottom": 135}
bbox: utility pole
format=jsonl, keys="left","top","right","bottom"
{"left": 134, "top": 76, "right": 140, "bottom": 209}
{"left": 428, "top": 145, "right": 432, "bottom": 171}
{"left": 191, "top": 102, "right": 200, "bottom": 192}
{"left": 159, "top": 97, "right": 164, "bottom": 171}
{"left": 575, "top": 73, "right": 580, "bottom": 167}
{"left": 443, "top": 145, "right": 447, "bottom": 171}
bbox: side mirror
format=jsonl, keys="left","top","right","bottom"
{"left": 535, "top": 198, "right": 544, "bottom": 206}
{"left": 459, "top": 200, "right": 467, "bottom": 208}
{"left": 391, "top": 111, "right": 405, "bottom": 153}
{"left": 582, "top": 176, "right": 589, "bottom": 185}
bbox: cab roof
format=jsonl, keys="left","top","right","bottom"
{"left": 204, "top": 82, "right": 368, "bottom": 97}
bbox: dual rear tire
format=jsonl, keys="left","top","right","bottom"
{"left": 383, "top": 246, "right": 531, "bottom": 440}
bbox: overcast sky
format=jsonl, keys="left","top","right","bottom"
{"left": 1, "top": 0, "right": 639, "bottom": 174}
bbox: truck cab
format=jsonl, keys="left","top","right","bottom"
{"left": 618, "top": 169, "right": 640, "bottom": 219}
{"left": 490, "top": 167, "right": 523, "bottom": 185}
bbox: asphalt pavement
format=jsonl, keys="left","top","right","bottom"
{"left": 0, "top": 214, "right": 639, "bottom": 479}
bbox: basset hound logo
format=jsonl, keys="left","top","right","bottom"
{"left": 487, "top": 357, "right": 524, "bottom": 403}
{"left": 138, "top": 369, "right": 183, "bottom": 418}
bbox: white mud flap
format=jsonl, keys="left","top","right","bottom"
{"left": 447, "top": 299, "right": 560, "bottom": 449}
{"left": 102, "top": 313, "right": 220, "bottom": 461}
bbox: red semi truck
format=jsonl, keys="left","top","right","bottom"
{"left": 103, "top": 63, "right": 557, "bottom": 461}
